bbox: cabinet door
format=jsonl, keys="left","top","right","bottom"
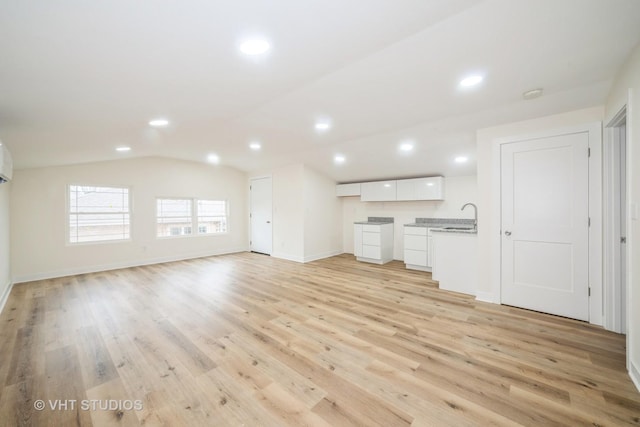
{"left": 361, "top": 181, "right": 397, "bottom": 201}
{"left": 362, "top": 231, "right": 381, "bottom": 246}
{"left": 415, "top": 177, "right": 444, "bottom": 200}
{"left": 427, "top": 236, "right": 433, "bottom": 267}
{"left": 404, "top": 235, "right": 427, "bottom": 251}
{"left": 362, "top": 245, "right": 381, "bottom": 259}
{"left": 396, "top": 177, "right": 445, "bottom": 201}
{"left": 336, "top": 183, "right": 361, "bottom": 197}
{"left": 396, "top": 179, "right": 416, "bottom": 201}
{"left": 405, "top": 249, "right": 427, "bottom": 266}
{"left": 354, "top": 224, "right": 363, "bottom": 257}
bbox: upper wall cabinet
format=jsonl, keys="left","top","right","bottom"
{"left": 336, "top": 183, "right": 361, "bottom": 197}
{"left": 361, "top": 180, "right": 397, "bottom": 201}
{"left": 396, "top": 177, "right": 444, "bottom": 201}
{"left": 337, "top": 176, "right": 445, "bottom": 201}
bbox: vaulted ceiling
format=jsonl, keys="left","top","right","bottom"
{"left": 1, "top": 0, "right": 639, "bottom": 182}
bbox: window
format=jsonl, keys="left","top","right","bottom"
{"left": 157, "top": 199, "right": 192, "bottom": 237}
{"left": 197, "top": 200, "right": 227, "bottom": 234}
{"left": 69, "top": 185, "right": 130, "bottom": 243}
{"left": 157, "top": 198, "right": 227, "bottom": 237}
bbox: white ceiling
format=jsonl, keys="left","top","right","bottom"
{"left": 1, "top": 0, "right": 639, "bottom": 182}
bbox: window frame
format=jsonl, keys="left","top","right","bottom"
{"left": 67, "top": 184, "right": 133, "bottom": 245}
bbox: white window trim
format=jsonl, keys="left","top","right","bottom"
{"left": 156, "top": 197, "right": 228, "bottom": 239}
{"left": 67, "top": 184, "right": 133, "bottom": 245}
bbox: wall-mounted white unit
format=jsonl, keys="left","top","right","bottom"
{"left": 336, "top": 183, "right": 361, "bottom": 197}
{"left": 0, "top": 144, "right": 13, "bottom": 183}
{"left": 337, "top": 176, "right": 444, "bottom": 202}
{"left": 396, "top": 176, "right": 444, "bottom": 201}
{"left": 360, "top": 180, "right": 397, "bottom": 201}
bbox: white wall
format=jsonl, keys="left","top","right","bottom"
{"left": 606, "top": 42, "right": 640, "bottom": 389}
{"left": 0, "top": 181, "right": 11, "bottom": 310}
{"left": 304, "top": 166, "right": 343, "bottom": 262}
{"left": 261, "top": 163, "right": 343, "bottom": 263}
{"left": 342, "top": 175, "right": 477, "bottom": 259}
{"left": 271, "top": 164, "right": 305, "bottom": 262}
{"left": 10, "top": 157, "right": 248, "bottom": 282}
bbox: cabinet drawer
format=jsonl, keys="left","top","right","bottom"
{"left": 404, "top": 249, "right": 427, "bottom": 266}
{"left": 404, "top": 226, "right": 427, "bottom": 236}
{"left": 362, "top": 231, "right": 381, "bottom": 246}
{"left": 404, "top": 234, "right": 427, "bottom": 251}
{"left": 362, "top": 224, "right": 381, "bottom": 232}
{"left": 362, "top": 245, "right": 381, "bottom": 259}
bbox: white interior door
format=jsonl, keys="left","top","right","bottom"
{"left": 501, "top": 132, "right": 589, "bottom": 321}
{"left": 250, "top": 177, "right": 272, "bottom": 255}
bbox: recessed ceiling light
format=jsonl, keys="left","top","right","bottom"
{"left": 249, "top": 142, "right": 261, "bottom": 151}
{"left": 207, "top": 154, "right": 220, "bottom": 164}
{"left": 315, "top": 122, "right": 331, "bottom": 132}
{"left": 383, "top": 183, "right": 391, "bottom": 188}
{"left": 523, "top": 88, "right": 543, "bottom": 100}
{"left": 239, "top": 39, "right": 270, "bottom": 55}
{"left": 116, "top": 146, "right": 131, "bottom": 152}
{"left": 459, "top": 75, "right": 483, "bottom": 88}
{"left": 149, "top": 119, "right": 169, "bottom": 127}
{"left": 334, "top": 154, "right": 345, "bottom": 164}
{"left": 455, "top": 156, "right": 468, "bottom": 163}
{"left": 399, "top": 142, "right": 414, "bottom": 152}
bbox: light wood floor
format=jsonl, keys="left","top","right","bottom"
{"left": 0, "top": 253, "right": 639, "bottom": 426}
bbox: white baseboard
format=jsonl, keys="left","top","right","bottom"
{"left": 271, "top": 252, "right": 305, "bottom": 263}
{"left": 630, "top": 360, "right": 640, "bottom": 393}
{"left": 303, "top": 250, "right": 343, "bottom": 263}
{"left": 0, "top": 279, "right": 13, "bottom": 315}
{"left": 475, "top": 291, "right": 499, "bottom": 304}
{"left": 12, "top": 246, "right": 248, "bottom": 284}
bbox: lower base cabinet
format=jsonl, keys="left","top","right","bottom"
{"left": 354, "top": 223, "right": 394, "bottom": 264}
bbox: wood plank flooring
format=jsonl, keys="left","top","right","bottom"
{"left": 0, "top": 252, "right": 638, "bottom": 426}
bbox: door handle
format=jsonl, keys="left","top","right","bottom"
{"left": 504, "top": 230, "right": 511, "bottom": 236}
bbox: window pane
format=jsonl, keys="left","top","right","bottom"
{"left": 69, "top": 185, "right": 130, "bottom": 244}
{"left": 197, "top": 200, "right": 227, "bottom": 234}
{"left": 157, "top": 199, "right": 192, "bottom": 237}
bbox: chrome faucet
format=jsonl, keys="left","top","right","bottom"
{"left": 461, "top": 203, "right": 477, "bottom": 231}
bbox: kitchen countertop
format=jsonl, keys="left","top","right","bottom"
{"left": 404, "top": 217, "right": 475, "bottom": 233}
{"left": 431, "top": 227, "right": 477, "bottom": 234}
{"left": 354, "top": 216, "right": 394, "bottom": 225}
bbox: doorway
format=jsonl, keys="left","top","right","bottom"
{"left": 500, "top": 131, "right": 590, "bottom": 321}
{"left": 604, "top": 107, "right": 628, "bottom": 334}
{"left": 250, "top": 176, "right": 272, "bottom": 255}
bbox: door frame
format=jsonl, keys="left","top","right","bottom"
{"left": 603, "top": 106, "right": 628, "bottom": 333}
{"left": 490, "top": 122, "right": 602, "bottom": 324}
{"left": 249, "top": 175, "right": 273, "bottom": 255}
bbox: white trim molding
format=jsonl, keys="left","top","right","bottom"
{"left": 0, "top": 279, "right": 13, "bottom": 315}
{"left": 491, "top": 122, "right": 603, "bottom": 325}
{"left": 630, "top": 361, "right": 640, "bottom": 392}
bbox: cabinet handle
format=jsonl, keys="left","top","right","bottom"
{"left": 267, "top": 221, "right": 271, "bottom": 224}
{"left": 504, "top": 230, "right": 511, "bottom": 236}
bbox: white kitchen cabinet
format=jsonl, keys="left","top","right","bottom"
{"left": 336, "top": 183, "right": 361, "bottom": 197}
{"left": 360, "top": 181, "right": 397, "bottom": 202}
{"left": 403, "top": 226, "right": 431, "bottom": 271}
{"left": 396, "top": 177, "right": 444, "bottom": 201}
{"left": 432, "top": 231, "right": 477, "bottom": 296}
{"left": 354, "top": 223, "right": 394, "bottom": 264}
